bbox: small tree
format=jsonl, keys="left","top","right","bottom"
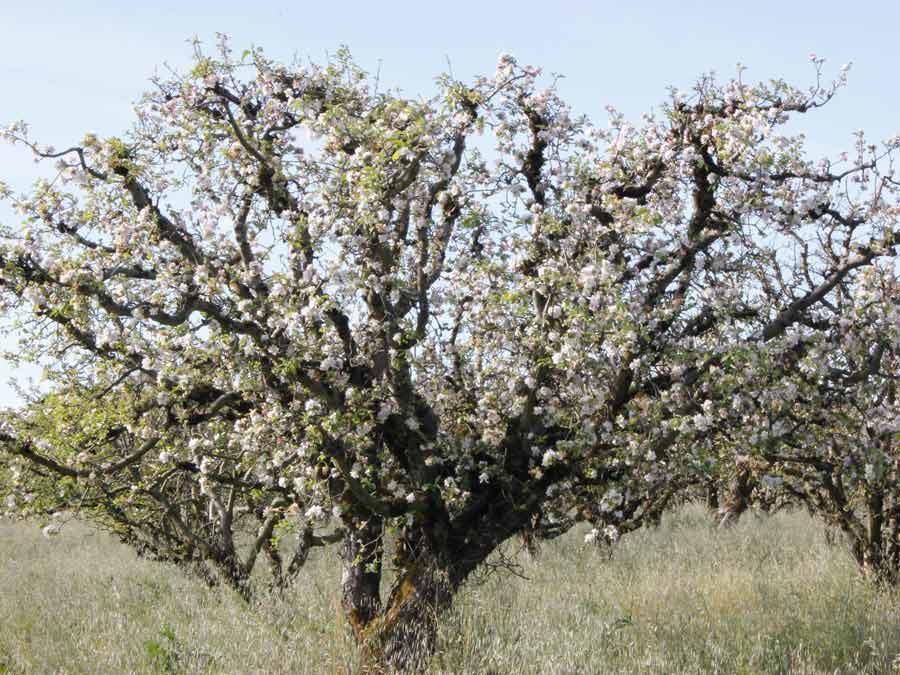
{"left": 2, "top": 40, "right": 898, "bottom": 670}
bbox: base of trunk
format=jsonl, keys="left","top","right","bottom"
{"left": 350, "top": 558, "right": 453, "bottom": 673}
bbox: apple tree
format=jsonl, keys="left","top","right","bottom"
{"left": 2, "top": 40, "right": 898, "bottom": 670}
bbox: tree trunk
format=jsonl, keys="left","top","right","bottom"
{"left": 887, "top": 511, "right": 900, "bottom": 577}
{"left": 847, "top": 494, "right": 900, "bottom": 586}
{"left": 339, "top": 516, "right": 465, "bottom": 673}
{"left": 852, "top": 535, "right": 899, "bottom": 585}
{"left": 705, "top": 481, "right": 719, "bottom": 512}
{"left": 214, "top": 549, "right": 253, "bottom": 601}
{"left": 340, "top": 514, "right": 385, "bottom": 669}
{"left": 383, "top": 554, "right": 455, "bottom": 672}
{"left": 519, "top": 512, "right": 542, "bottom": 558}
{"left": 348, "top": 549, "right": 454, "bottom": 673}
{"left": 187, "top": 557, "right": 220, "bottom": 590}
{"left": 340, "top": 491, "right": 535, "bottom": 671}
{"left": 717, "top": 461, "right": 754, "bottom": 528}
{"left": 264, "top": 538, "right": 286, "bottom": 592}
{"left": 863, "top": 492, "right": 885, "bottom": 580}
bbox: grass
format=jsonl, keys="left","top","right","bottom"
{"left": 2, "top": 505, "right": 900, "bottom": 673}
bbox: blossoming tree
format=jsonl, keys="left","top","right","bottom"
{"left": 1, "top": 39, "right": 898, "bottom": 670}
{"left": 729, "top": 263, "right": 900, "bottom": 582}
{"left": 0, "top": 381, "right": 340, "bottom": 598}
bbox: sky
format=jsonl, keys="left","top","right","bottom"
{"left": 0, "top": 0, "right": 897, "bottom": 405}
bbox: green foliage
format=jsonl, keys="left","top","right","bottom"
{"left": 143, "top": 626, "right": 180, "bottom": 673}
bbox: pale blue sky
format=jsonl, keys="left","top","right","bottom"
{"left": 0, "top": 0, "right": 897, "bottom": 405}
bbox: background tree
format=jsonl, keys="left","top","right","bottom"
{"left": 734, "top": 264, "right": 900, "bottom": 582}
{"left": 2, "top": 40, "right": 898, "bottom": 671}
{"left": 0, "top": 380, "right": 341, "bottom": 598}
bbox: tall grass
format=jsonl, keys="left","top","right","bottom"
{"left": 2, "top": 505, "right": 900, "bottom": 673}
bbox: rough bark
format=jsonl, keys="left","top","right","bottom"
{"left": 340, "top": 511, "right": 528, "bottom": 672}
{"left": 845, "top": 491, "right": 900, "bottom": 586}
{"left": 364, "top": 553, "right": 453, "bottom": 673}
{"left": 213, "top": 549, "right": 253, "bottom": 602}
{"left": 717, "top": 460, "right": 755, "bottom": 528}
{"left": 705, "top": 481, "right": 720, "bottom": 512}
{"left": 340, "top": 514, "right": 385, "bottom": 665}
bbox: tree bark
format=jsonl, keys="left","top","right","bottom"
{"left": 717, "top": 461, "right": 754, "bottom": 528}
{"left": 705, "top": 481, "right": 719, "bottom": 512}
{"left": 214, "top": 549, "right": 253, "bottom": 602}
{"left": 340, "top": 480, "right": 540, "bottom": 671}
{"left": 350, "top": 547, "right": 454, "bottom": 673}
{"left": 340, "top": 514, "right": 385, "bottom": 668}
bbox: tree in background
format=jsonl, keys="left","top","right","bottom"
{"left": 733, "top": 264, "right": 900, "bottom": 582}
{"left": 0, "top": 381, "right": 341, "bottom": 598}
{"left": 1, "top": 39, "right": 897, "bottom": 670}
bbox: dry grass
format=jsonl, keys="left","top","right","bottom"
{"left": 2, "top": 505, "right": 900, "bottom": 673}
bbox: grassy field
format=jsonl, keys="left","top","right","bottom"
{"left": 2, "top": 505, "right": 900, "bottom": 674}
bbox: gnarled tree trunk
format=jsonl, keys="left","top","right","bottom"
{"left": 339, "top": 511, "right": 523, "bottom": 673}
{"left": 717, "top": 459, "right": 755, "bottom": 528}
{"left": 362, "top": 555, "right": 453, "bottom": 672}
{"left": 843, "top": 490, "right": 900, "bottom": 586}
{"left": 341, "top": 521, "right": 455, "bottom": 673}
